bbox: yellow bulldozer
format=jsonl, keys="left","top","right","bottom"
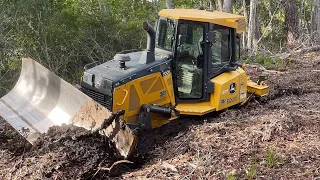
{"left": 0, "top": 9, "right": 268, "bottom": 159}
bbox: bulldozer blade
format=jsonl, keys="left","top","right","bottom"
{"left": 0, "top": 58, "right": 137, "bottom": 159}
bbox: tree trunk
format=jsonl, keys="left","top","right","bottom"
{"left": 152, "top": 0, "right": 158, "bottom": 7}
{"left": 299, "top": 0, "right": 304, "bottom": 34}
{"left": 209, "top": 0, "right": 216, "bottom": 10}
{"left": 242, "top": 0, "right": 248, "bottom": 49}
{"left": 269, "top": 0, "right": 274, "bottom": 17}
{"left": 166, "top": 0, "right": 175, "bottom": 9}
{"left": 285, "top": 0, "right": 299, "bottom": 49}
{"left": 313, "top": 0, "right": 320, "bottom": 44}
{"left": 152, "top": 0, "right": 158, "bottom": 19}
{"left": 223, "top": 0, "right": 232, "bottom": 13}
{"left": 247, "top": 0, "right": 258, "bottom": 53}
{"left": 253, "top": 3, "right": 260, "bottom": 52}
{"left": 215, "top": 0, "right": 223, "bottom": 11}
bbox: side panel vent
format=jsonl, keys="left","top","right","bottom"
{"left": 87, "top": 89, "right": 112, "bottom": 110}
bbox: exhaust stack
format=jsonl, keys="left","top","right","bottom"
{"left": 139, "top": 22, "right": 156, "bottom": 64}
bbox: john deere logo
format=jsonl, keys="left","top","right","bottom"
{"left": 230, "top": 82, "right": 236, "bottom": 94}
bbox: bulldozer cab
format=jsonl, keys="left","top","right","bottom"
{"left": 156, "top": 9, "right": 245, "bottom": 103}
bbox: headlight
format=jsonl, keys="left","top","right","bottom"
{"left": 83, "top": 72, "right": 94, "bottom": 86}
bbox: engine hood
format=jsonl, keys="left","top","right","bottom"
{"left": 82, "top": 48, "right": 172, "bottom": 95}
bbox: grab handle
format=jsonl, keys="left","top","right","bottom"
{"left": 117, "top": 89, "right": 128, "bottom": 106}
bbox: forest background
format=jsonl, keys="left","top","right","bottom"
{"left": 0, "top": 0, "right": 319, "bottom": 96}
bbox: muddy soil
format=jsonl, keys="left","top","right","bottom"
{"left": 0, "top": 122, "right": 120, "bottom": 179}
{"left": 0, "top": 52, "right": 320, "bottom": 179}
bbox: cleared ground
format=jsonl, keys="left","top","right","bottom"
{"left": 0, "top": 52, "right": 319, "bottom": 179}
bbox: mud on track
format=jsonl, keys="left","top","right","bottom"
{"left": 0, "top": 52, "right": 320, "bottom": 179}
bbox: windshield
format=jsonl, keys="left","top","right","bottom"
{"left": 156, "top": 19, "right": 175, "bottom": 51}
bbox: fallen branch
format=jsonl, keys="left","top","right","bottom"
{"left": 245, "top": 64, "right": 285, "bottom": 74}
{"left": 293, "top": 45, "right": 320, "bottom": 54}
{"left": 94, "top": 160, "right": 134, "bottom": 177}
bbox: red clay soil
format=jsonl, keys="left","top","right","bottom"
{"left": 0, "top": 52, "right": 320, "bottom": 179}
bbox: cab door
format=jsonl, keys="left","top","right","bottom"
{"left": 172, "top": 20, "right": 210, "bottom": 102}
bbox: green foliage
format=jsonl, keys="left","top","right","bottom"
{"left": 0, "top": 0, "right": 154, "bottom": 91}
{"left": 265, "top": 148, "right": 284, "bottom": 168}
{"left": 255, "top": 54, "right": 276, "bottom": 68}
{"left": 226, "top": 171, "right": 236, "bottom": 180}
{"left": 245, "top": 158, "right": 257, "bottom": 180}
{"left": 4, "top": 131, "right": 14, "bottom": 139}
{"left": 158, "top": 0, "right": 201, "bottom": 9}
{"left": 242, "top": 53, "right": 293, "bottom": 70}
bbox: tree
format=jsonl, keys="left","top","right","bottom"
{"left": 166, "top": 0, "right": 175, "bottom": 9}
{"left": 247, "top": 0, "right": 258, "bottom": 53}
{"left": 285, "top": 0, "right": 299, "bottom": 49}
{"left": 223, "top": 0, "right": 233, "bottom": 13}
{"left": 253, "top": 2, "right": 260, "bottom": 52}
{"left": 242, "top": 0, "right": 249, "bottom": 49}
{"left": 312, "top": 0, "right": 320, "bottom": 44}
{"left": 216, "top": 0, "right": 223, "bottom": 11}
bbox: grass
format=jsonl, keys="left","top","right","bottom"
{"left": 241, "top": 53, "right": 292, "bottom": 70}
{"left": 226, "top": 171, "right": 236, "bottom": 180}
{"left": 245, "top": 158, "right": 257, "bottom": 180}
{"left": 4, "top": 131, "right": 14, "bottom": 139}
{"left": 265, "top": 148, "right": 284, "bottom": 168}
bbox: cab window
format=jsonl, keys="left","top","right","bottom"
{"left": 211, "top": 27, "right": 232, "bottom": 66}
{"left": 156, "top": 19, "right": 174, "bottom": 51}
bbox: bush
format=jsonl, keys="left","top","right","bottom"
{"left": 0, "top": 0, "right": 155, "bottom": 95}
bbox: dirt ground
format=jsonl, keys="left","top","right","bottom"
{"left": 0, "top": 52, "right": 320, "bottom": 179}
